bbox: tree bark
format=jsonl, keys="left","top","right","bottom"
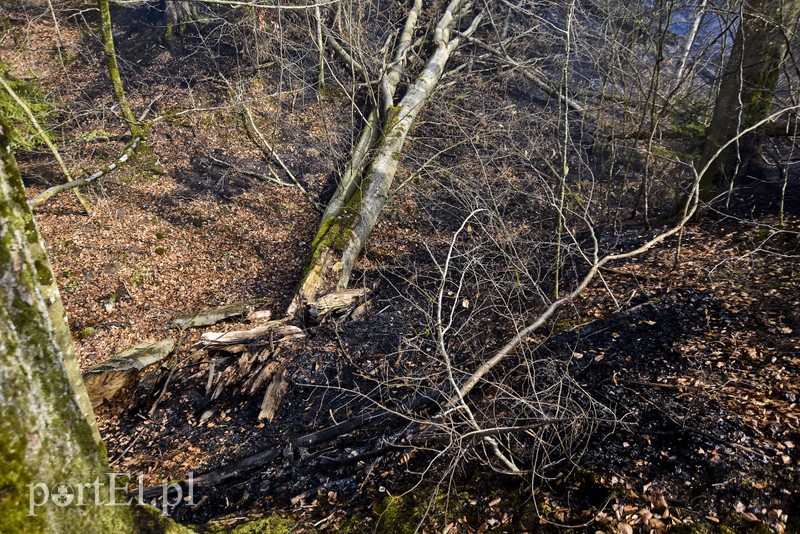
{"left": 98, "top": 0, "right": 142, "bottom": 139}
{"left": 0, "top": 116, "right": 123, "bottom": 530}
{"left": 0, "top": 118, "right": 182, "bottom": 532}
{"left": 290, "top": 0, "right": 481, "bottom": 313}
{"left": 698, "top": 0, "right": 800, "bottom": 197}
{"left": 164, "top": 0, "right": 199, "bottom": 40}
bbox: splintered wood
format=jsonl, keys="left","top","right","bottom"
{"left": 83, "top": 338, "right": 175, "bottom": 407}
{"left": 195, "top": 289, "right": 368, "bottom": 422}
{"left": 198, "top": 321, "right": 304, "bottom": 348}
{"left": 259, "top": 370, "right": 289, "bottom": 422}
{"left": 307, "top": 288, "right": 370, "bottom": 320}
{"left": 196, "top": 316, "right": 302, "bottom": 421}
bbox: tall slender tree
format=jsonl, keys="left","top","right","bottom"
{"left": 98, "top": 0, "right": 142, "bottom": 139}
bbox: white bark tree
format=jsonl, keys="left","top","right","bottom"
{"left": 290, "top": 0, "right": 483, "bottom": 313}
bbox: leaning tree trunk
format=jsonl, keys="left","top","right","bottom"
{"left": 290, "top": 0, "right": 481, "bottom": 313}
{"left": 698, "top": 0, "right": 800, "bottom": 198}
{"left": 318, "top": 0, "right": 423, "bottom": 224}
{"left": 0, "top": 119, "right": 180, "bottom": 532}
{"left": 672, "top": 0, "right": 707, "bottom": 87}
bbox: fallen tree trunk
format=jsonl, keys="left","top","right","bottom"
{"left": 289, "top": 0, "right": 482, "bottom": 314}
{"left": 318, "top": 0, "right": 423, "bottom": 225}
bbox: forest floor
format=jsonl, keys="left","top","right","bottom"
{"left": 3, "top": 3, "right": 800, "bottom": 533}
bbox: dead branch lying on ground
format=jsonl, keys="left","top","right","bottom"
{"left": 200, "top": 151, "right": 297, "bottom": 188}
{"left": 27, "top": 96, "right": 160, "bottom": 209}
{"left": 29, "top": 135, "right": 142, "bottom": 208}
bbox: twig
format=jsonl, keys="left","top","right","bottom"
{"left": 239, "top": 102, "right": 319, "bottom": 210}
{"left": 110, "top": 431, "right": 143, "bottom": 466}
{"left": 212, "top": 67, "right": 318, "bottom": 209}
{"left": 321, "top": 24, "right": 367, "bottom": 80}
{"left": 468, "top": 36, "right": 585, "bottom": 114}
{"left": 148, "top": 330, "right": 186, "bottom": 417}
{"left": 203, "top": 151, "right": 294, "bottom": 187}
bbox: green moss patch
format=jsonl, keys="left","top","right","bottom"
{"left": 0, "top": 61, "right": 54, "bottom": 150}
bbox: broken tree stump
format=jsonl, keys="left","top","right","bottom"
{"left": 307, "top": 288, "right": 370, "bottom": 320}
{"left": 83, "top": 338, "right": 175, "bottom": 407}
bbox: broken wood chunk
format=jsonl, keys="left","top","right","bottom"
{"left": 245, "top": 309, "right": 273, "bottom": 322}
{"left": 205, "top": 360, "right": 216, "bottom": 396}
{"left": 83, "top": 338, "right": 175, "bottom": 407}
{"left": 350, "top": 300, "right": 370, "bottom": 321}
{"left": 259, "top": 370, "right": 289, "bottom": 422}
{"left": 307, "top": 288, "right": 370, "bottom": 320}
{"left": 243, "top": 350, "right": 276, "bottom": 395}
{"left": 198, "top": 321, "right": 305, "bottom": 347}
{"left": 172, "top": 298, "right": 272, "bottom": 329}
{"left": 217, "top": 343, "right": 248, "bottom": 354}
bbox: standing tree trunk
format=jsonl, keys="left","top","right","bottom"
{"left": 98, "top": 0, "right": 142, "bottom": 139}
{"left": 164, "top": 0, "right": 199, "bottom": 41}
{"left": 290, "top": 0, "right": 482, "bottom": 313}
{"left": 698, "top": 0, "right": 800, "bottom": 198}
{"left": 0, "top": 119, "right": 179, "bottom": 532}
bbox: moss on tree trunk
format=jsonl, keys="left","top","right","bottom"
{"left": 163, "top": 1, "right": 199, "bottom": 41}
{"left": 0, "top": 118, "right": 187, "bottom": 532}
{"left": 98, "top": 0, "right": 141, "bottom": 139}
